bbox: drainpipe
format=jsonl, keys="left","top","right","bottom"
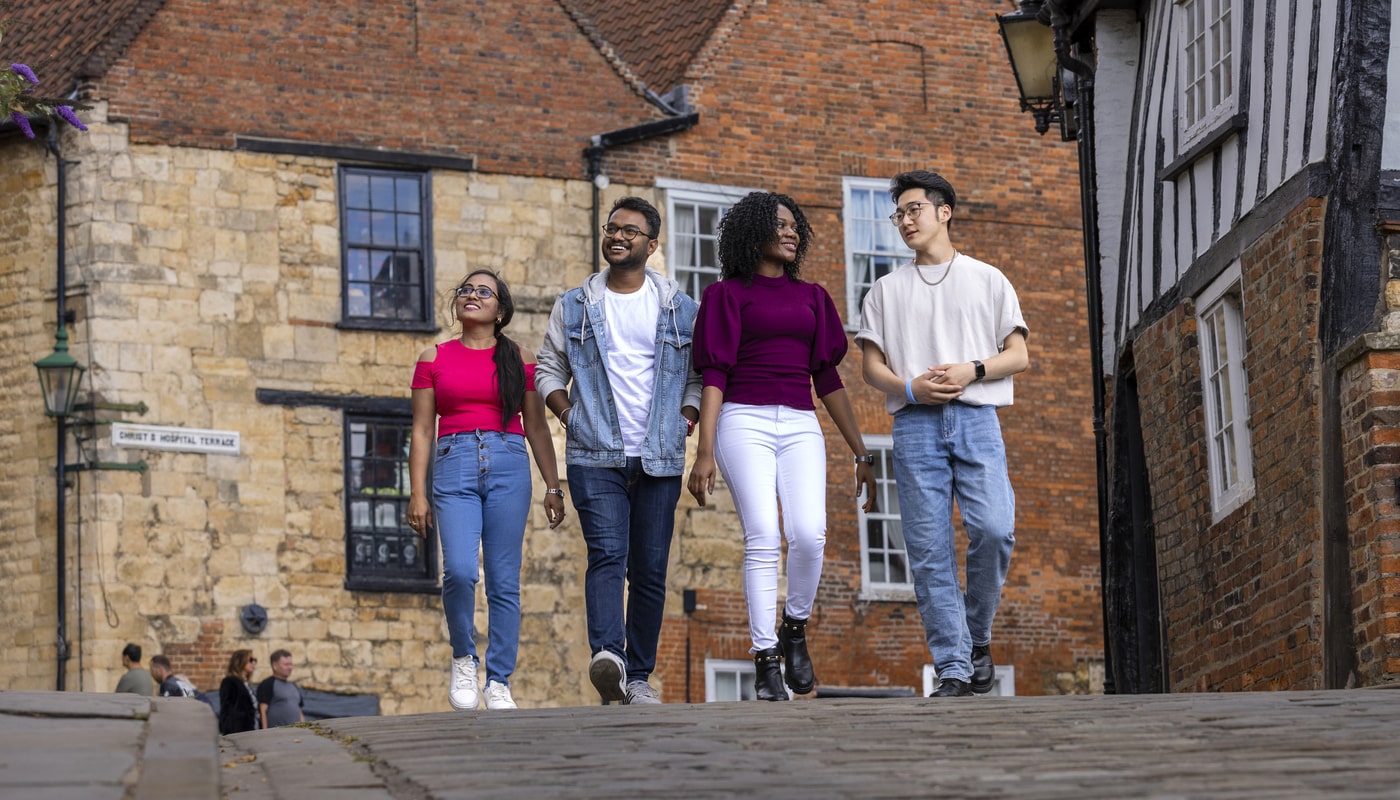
{"left": 1044, "top": 0, "right": 1111, "bottom": 691}
{"left": 46, "top": 123, "right": 72, "bottom": 691}
{"left": 583, "top": 113, "right": 701, "bottom": 272}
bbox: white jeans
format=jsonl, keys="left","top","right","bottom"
{"left": 714, "top": 403, "right": 828, "bottom": 652}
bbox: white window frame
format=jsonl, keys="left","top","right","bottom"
{"left": 923, "top": 664, "right": 1017, "bottom": 697}
{"left": 659, "top": 178, "right": 754, "bottom": 300}
{"left": 1175, "top": 0, "right": 1239, "bottom": 146}
{"left": 1195, "top": 261, "right": 1254, "bottom": 519}
{"left": 842, "top": 177, "right": 913, "bottom": 327}
{"left": 858, "top": 436, "right": 915, "bottom": 601}
{"left": 704, "top": 658, "right": 758, "bottom": 702}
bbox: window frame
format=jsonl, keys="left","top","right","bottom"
{"left": 858, "top": 435, "right": 915, "bottom": 601}
{"left": 842, "top": 177, "right": 913, "bottom": 328}
{"left": 1195, "top": 262, "right": 1254, "bottom": 520}
{"left": 705, "top": 658, "right": 761, "bottom": 702}
{"left": 659, "top": 178, "right": 755, "bottom": 300}
{"left": 1175, "top": 0, "right": 1240, "bottom": 149}
{"left": 343, "top": 412, "right": 439, "bottom": 593}
{"left": 337, "top": 165, "right": 437, "bottom": 332}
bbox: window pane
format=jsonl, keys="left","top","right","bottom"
{"left": 345, "top": 174, "right": 369, "bottom": 209}
{"left": 346, "top": 210, "right": 372, "bottom": 247}
{"left": 371, "top": 211, "right": 396, "bottom": 247}
{"left": 347, "top": 248, "right": 371, "bottom": 282}
{"left": 347, "top": 416, "right": 431, "bottom": 584}
{"left": 397, "top": 213, "right": 421, "bottom": 248}
{"left": 396, "top": 178, "right": 420, "bottom": 213}
{"left": 370, "top": 175, "right": 396, "bottom": 210}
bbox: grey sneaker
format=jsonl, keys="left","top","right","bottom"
{"left": 623, "top": 680, "right": 660, "bottom": 705}
{"left": 588, "top": 650, "right": 626, "bottom": 704}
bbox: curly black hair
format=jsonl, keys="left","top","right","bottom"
{"left": 457, "top": 269, "right": 525, "bottom": 428}
{"left": 717, "top": 191, "right": 812, "bottom": 283}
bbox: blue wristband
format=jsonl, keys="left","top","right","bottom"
{"left": 905, "top": 378, "right": 917, "bottom": 405}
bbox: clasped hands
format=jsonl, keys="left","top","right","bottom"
{"left": 907, "top": 362, "right": 976, "bottom": 405}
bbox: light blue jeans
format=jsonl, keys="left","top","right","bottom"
{"left": 892, "top": 402, "right": 1016, "bottom": 682}
{"left": 432, "top": 430, "right": 530, "bottom": 686}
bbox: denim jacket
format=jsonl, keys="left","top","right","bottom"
{"left": 535, "top": 269, "right": 703, "bottom": 476}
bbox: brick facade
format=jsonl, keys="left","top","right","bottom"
{"left": 1132, "top": 199, "right": 1328, "bottom": 691}
{"left": 2, "top": 0, "right": 1103, "bottom": 707}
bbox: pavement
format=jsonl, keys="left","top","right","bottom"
{"left": 3, "top": 687, "right": 1400, "bottom": 800}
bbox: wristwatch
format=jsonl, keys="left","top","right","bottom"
{"left": 546, "top": 488, "right": 565, "bottom": 499}
{"left": 854, "top": 454, "right": 875, "bottom": 465}
{"left": 972, "top": 360, "right": 986, "bottom": 382}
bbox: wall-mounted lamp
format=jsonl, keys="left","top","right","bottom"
{"left": 997, "top": 0, "right": 1086, "bottom": 141}
{"left": 33, "top": 327, "right": 85, "bottom": 418}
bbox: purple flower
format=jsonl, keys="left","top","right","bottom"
{"left": 10, "top": 63, "right": 39, "bottom": 84}
{"left": 10, "top": 110, "right": 34, "bottom": 138}
{"left": 55, "top": 106, "right": 87, "bottom": 131}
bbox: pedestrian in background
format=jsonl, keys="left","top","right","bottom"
{"left": 114, "top": 643, "right": 154, "bottom": 696}
{"left": 408, "top": 269, "right": 565, "bottom": 712}
{"left": 149, "top": 654, "right": 198, "bottom": 698}
{"left": 256, "top": 649, "right": 305, "bottom": 728}
{"left": 536, "top": 196, "right": 702, "bottom": 705}
{"left": 687, "top": 191, "right": 876, "bottom": 701}
{"left": 218, "top": 649, "right": 259, "bottom": 734}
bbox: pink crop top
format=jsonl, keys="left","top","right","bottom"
{"left": 411, "top": 340, "right": 535, "bottom": 436}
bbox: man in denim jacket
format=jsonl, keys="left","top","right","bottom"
{"left": 536, "top": 196, "right": 702, "bottom": 705}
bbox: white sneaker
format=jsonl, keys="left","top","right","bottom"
{"left": 485, "top": 680, "right": 517, "bottom": 710}
{"left": 588, "top": 650, "right": 626, "bottom": 704}
{"left": 449, "top": 655, "right": 479, "bottom": 710}
{"left": 623, "top": 680, "right": 661, "bottom": 705}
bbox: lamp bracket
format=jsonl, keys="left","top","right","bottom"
{"left": 67, "top": 461, "right": 148, "bottom": 473}
{"left": 71, "top": 400, "right": 150, "bottom": 416}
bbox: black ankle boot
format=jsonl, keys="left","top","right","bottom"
{"left": 778, "top": 611, "right": 815, "bottom": 694}
{"left": 753, "top": 646, "right": 789, "bottom": 701}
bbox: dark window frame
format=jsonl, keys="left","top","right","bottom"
{"left": 337, "top": 166, "right": 437, "bottom": 332}
{"left": 343, "top": 412, "right": 439, "bottom": 593}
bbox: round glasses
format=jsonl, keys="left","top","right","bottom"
{"left": 601, "top": 224, "right": 654, "bottom": 241}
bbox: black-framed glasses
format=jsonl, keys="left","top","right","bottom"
{"left": 889, "top": 201, "right": 935, "bottom": 225}
{"left": 601, "top": 224, "right": 654, "bottom": 241}
{"left": 455, "top": 285, "right": 495, "bottom": 300}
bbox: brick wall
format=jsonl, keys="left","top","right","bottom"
{"left": 1134, "top": 199, "right": 1326, "bottom": 691}
{"left": 1339, "top": 223, "right": 1400, "bottom": 685}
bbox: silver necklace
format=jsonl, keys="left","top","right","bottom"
{"left": 913, "top": 251, "right": 959, "bottom": 287}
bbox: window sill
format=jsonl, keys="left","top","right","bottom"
{"left": 1159, "top": 112, "right": 1247, "bottom": 183}
{"left": 337, "top": 319, "right": 440, "bottom": 334}
{"left": 859, "top": 586, "right": 917, "bottom": 603}
{"left": 344, "top": 575, "right": 440, "bottom": 594}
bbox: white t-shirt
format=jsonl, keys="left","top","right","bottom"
{"left": 856, "top": 255, "right": 1028, "bottom": 412}
{"left": 604, "top": 280, "right": 660, "bottom": 456}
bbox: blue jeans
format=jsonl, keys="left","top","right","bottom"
{"left": 567, "top": 459, "right": 682, "bottom": 683}
{"left": 892, "top": 403, "right": 1016, "bottom": 682}
{"left": 433, "top": 430, "right": 530, "bottom": 686}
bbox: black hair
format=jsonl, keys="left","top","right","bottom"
{"left": 609, "top": 196, "right": 661, "bottom": 238}
{"left": 716, "top": 191, "right": 811, "bottom": 283}
{"left": 150, "top": 654, "right": 172, "bottom": 670}
{"left": 122, "top": 643, "right": 142, "bottom": 663}
{"left": 889, "top": 170, "right": 957, "bottom": 211}
{"left": 459, "top": 269, "right": 526, "bottom": 428}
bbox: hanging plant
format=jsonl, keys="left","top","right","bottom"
{"left": 0, "top": 4, "right": 90, "bottom": 138}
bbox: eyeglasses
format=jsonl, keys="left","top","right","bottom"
{"left": 601, "top": 224, "right": 654, "bottom": 242}
{"left": 455, "top": 285, "right": 495, "bottom": 300}
{"left": 889, "top": 201, "right": 938, "bottom": 226}
{"left": 248, "top": 658, "right": 258, "bottom": 664}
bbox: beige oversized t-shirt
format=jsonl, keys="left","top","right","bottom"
{"left": 855, "top": 255, "right": 1028, "bottom": 413}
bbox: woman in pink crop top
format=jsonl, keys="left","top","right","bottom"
{"left": 686, "top": 192, "right": 876, "bottom": 702}
{"left": 407, "top": 269, "right": 564, "bottom": 712}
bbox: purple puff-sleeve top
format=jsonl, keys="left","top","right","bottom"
{"left": 691, "top": 273, "right": 848, "bottom": 410}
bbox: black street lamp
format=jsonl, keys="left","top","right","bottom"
{"left": 33, "top": 326, "right": 85, "bottom": 418}
{"left": 998, "top": 0, "right": 1065, "bottom": 137}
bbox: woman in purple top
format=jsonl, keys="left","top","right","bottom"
{"left": 687, "top": 191, "right": 876, "bottom": 701}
